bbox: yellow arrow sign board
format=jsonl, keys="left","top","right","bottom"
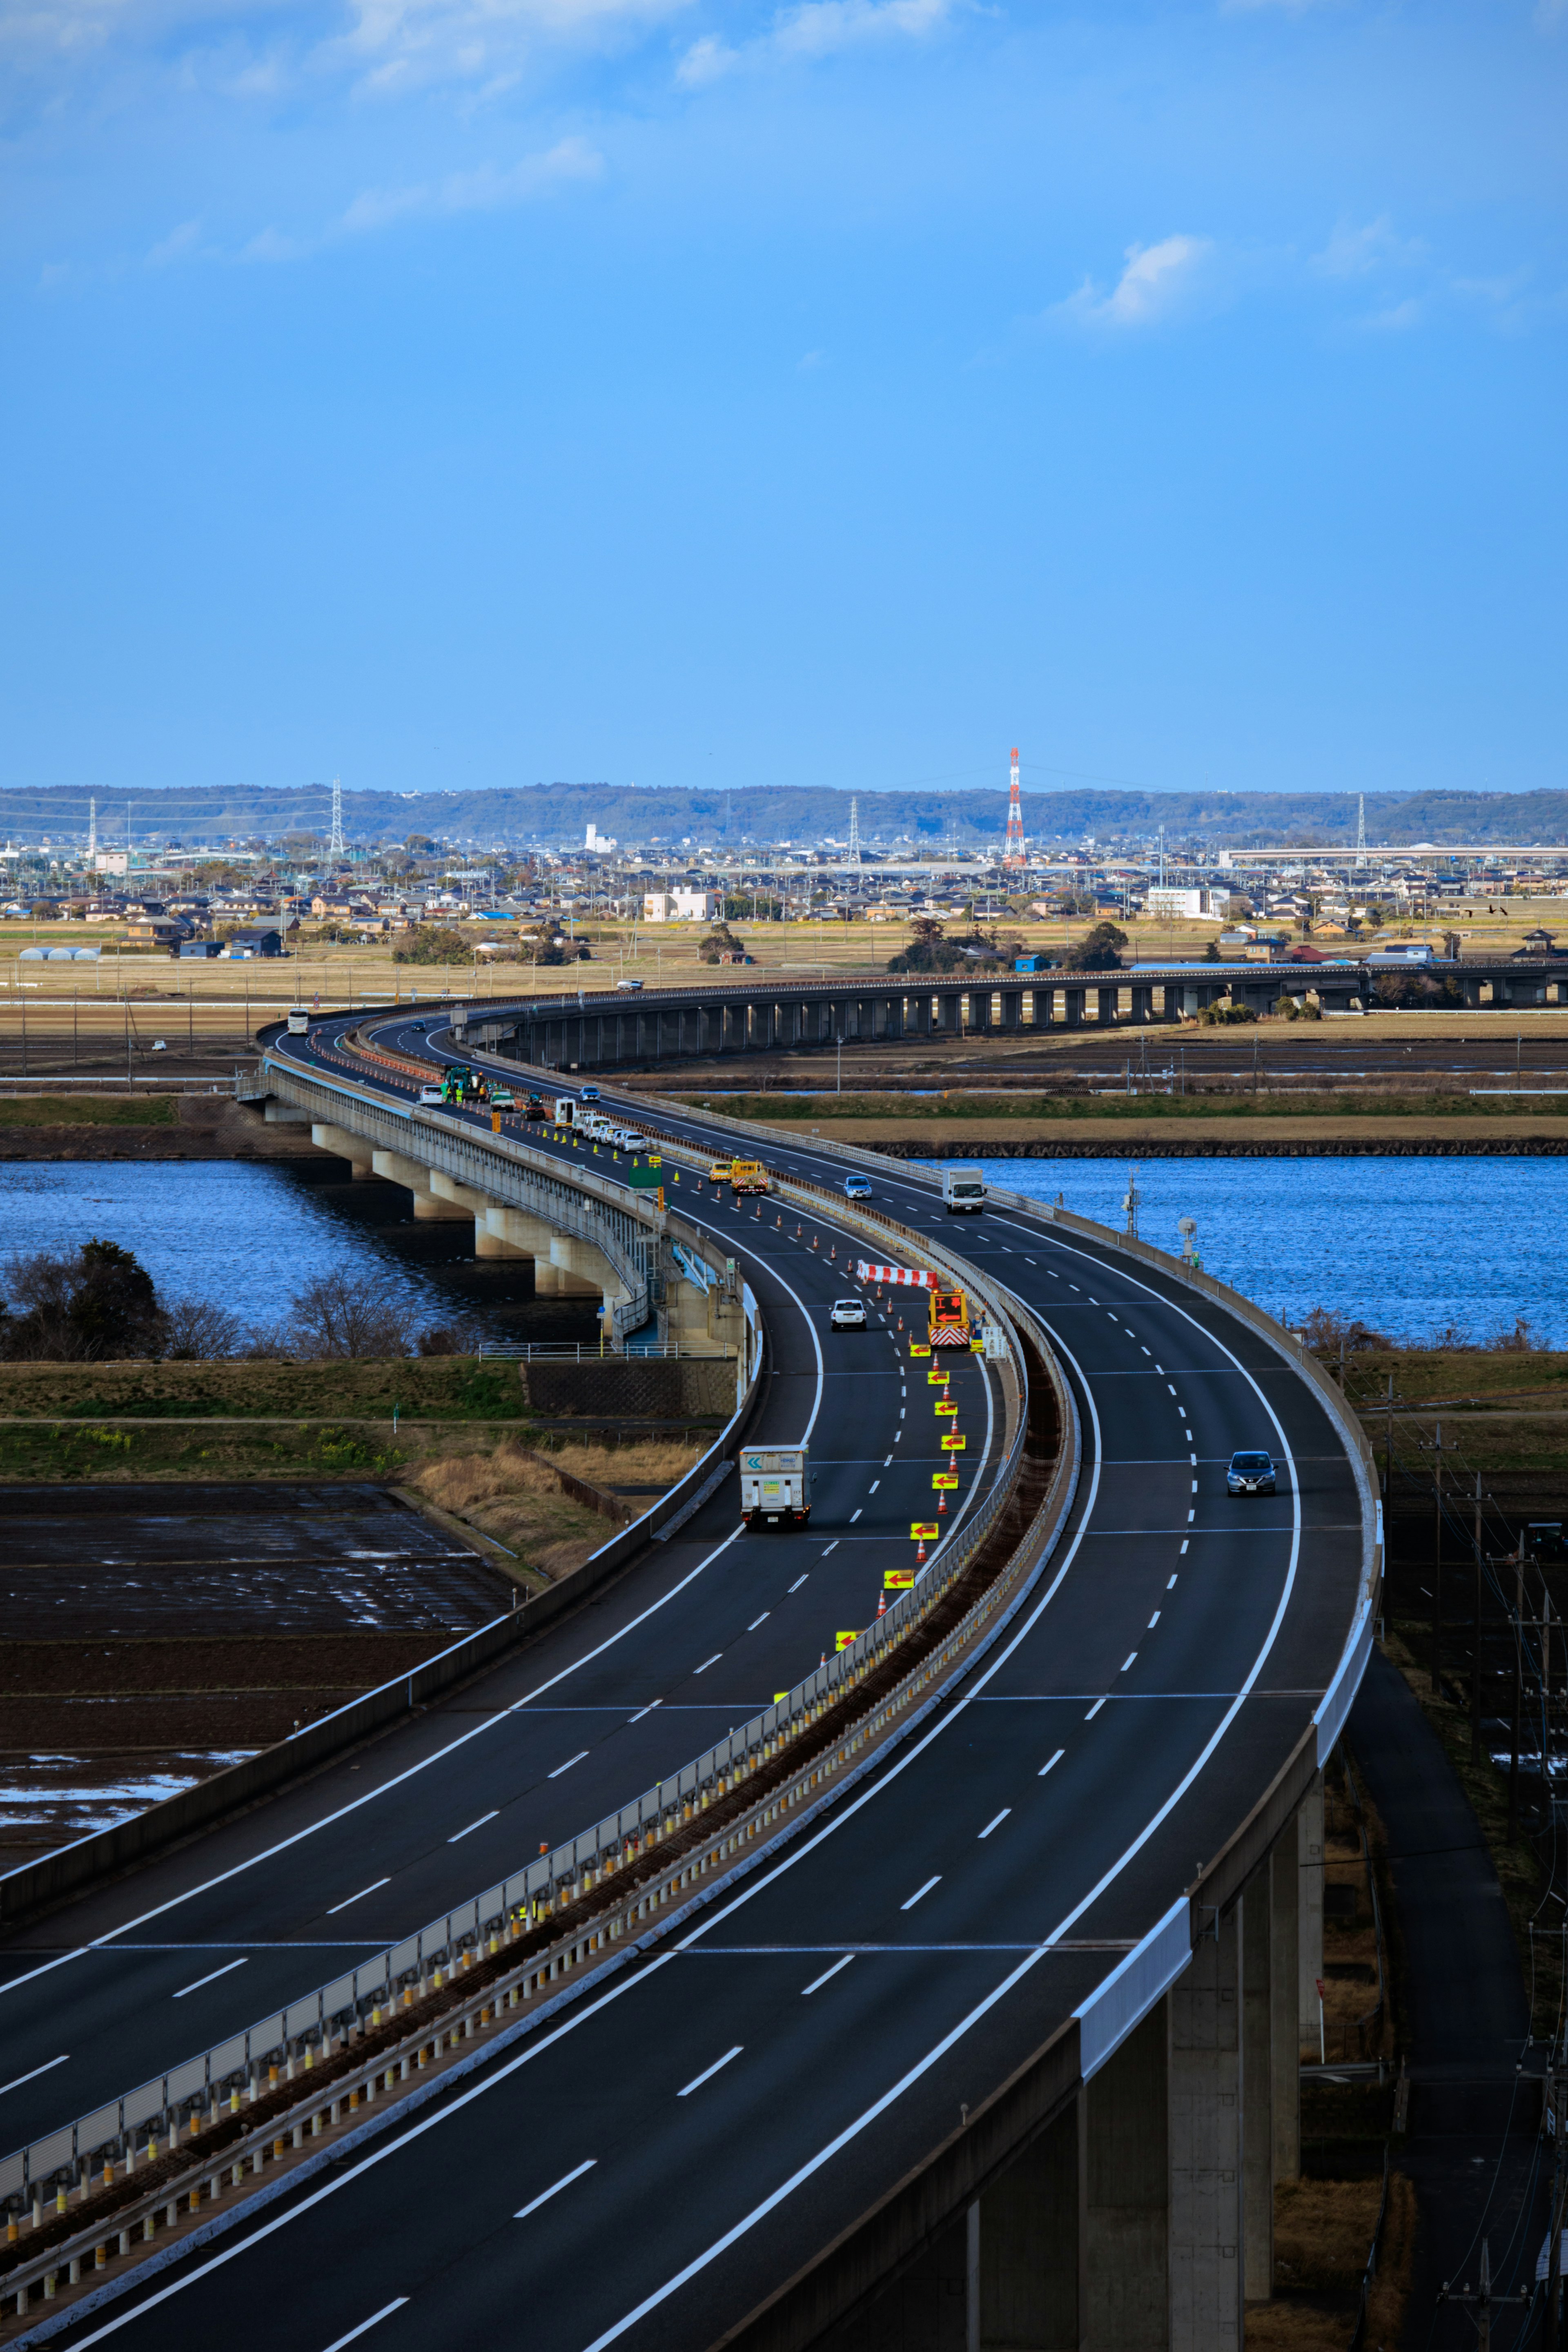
{"left": 942, "top": 1433, "right": 967, "bottom": 1452}
{"left": 932, "top": 1471, "right": 959, "bottom": 1488}
{"left": 909, "top": 1343, "right": 931, "bottom": 1358}
{"left": 927, "top": 1369, "right": 949, "bottom": 1386}
{"left": 910, "top": 1521, "right": 939, "bottom": 1540}
{"left": 884, "top": 1568, "right": 915, "bottom": 1590}
{"left": 935, "top": 1401, "right": 958, "bottom": 1418}
{"left": 835, "top": 1631, "right": 859, "bottom": 1652}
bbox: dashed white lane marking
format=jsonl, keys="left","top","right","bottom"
{"left": 1038, "top": 1749, "right": 1065, "bottom": 1777}
{"left": 0, "top": 2054, "right": 69, "bottom": 2097}
{"left": 1168, "top": 1573, "right": 1179, "bottom": 1588}
{"left": 1147, "top": 1611, "right": 1161, "bottom": 1629}
{"left": 1187, "top": 1509, "right": 1196, "bottom": 1523}
{"left": 1180, "top": 1539, "right": 1189, "bottom": 1555}
{"left": 678, "top": 2046, "right": 743, "bottom": 2098}
{"left": 822, "top": 1541, "right": 840, "bottom": 1556}
{"left": 788, "top": 1575, "right": 808, "bottom": 1592}
{"left": 849, "top": 1508, "right": 862, "bottom": 1523}
{"left": 801, "top": 1956, "right": 855, "bottom": 1996}
{"left": 1120, "top": 1652, "right": 1138, "bottom": 1673}
{"left": 691, "top": 1657, "right": 722, "bottom": 1677}
{"left": 1167, "top": 1383, "right": 1178, "bottom": 1395}
{"left": 515, "top": 2158, "right": 597, "bottom": 2219}
{"left": 172, "top": 1957, "right": 249, "bottom": 1998}
{"left": 447, "top": 1811, "right": 499, "bottom": 1844}
{"left": 748, "top": 1613, "right": 770, "bottom": 1631}
{"left": 900, "top": 1876, "right": 942, "bottom": 1911}
{"left": 978, "top": 1809, "right": 1011, "bottom": 1840}
{"left": 1085, "top": 1697, "right": 1107, "bottom": 1720}
{"left": 548, "top": 1749, "right": 591, "bottom": 1774}
{"left": 628, "top": 1700, "right": 662, "bottom": 1724}
{"left": 327, "top": 1879, "right": 389, "bottom": 1915}
{"left": 321, "top": 2300, "right": 409, "bottom": 2351}
{"left": 1189, "top": 1453, "right": 1197, "bottom": 1466}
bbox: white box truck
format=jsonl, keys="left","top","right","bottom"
{"left": 740, "top": 1445, "right": 811, "bottom": 1529}
{"left": 942, "top": 1165, "right": 987, "bottom": 1214}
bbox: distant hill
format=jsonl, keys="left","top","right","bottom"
{"left": 3, "top": 781, "right": 1566, "bottom": 852}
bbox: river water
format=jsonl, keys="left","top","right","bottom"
{"left": 0, "top": 1160, "right": 546, "bottom": 1343}
{"left": 2, "top": 1153, "right": 1557, "bottom": 1352}
{"left": 919, "top": 1156, "right": 1566, "bottom": 1348}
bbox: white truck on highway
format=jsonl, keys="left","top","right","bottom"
{"left": 942, "top": 1165, "right": 987, "bottom": 1214}
{"left": 740, "top": 1445, "right": 811, "bottom": 1530}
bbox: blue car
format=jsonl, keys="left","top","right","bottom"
{"left": 843, "top": 1176, "right": 872, "bottom": 1200}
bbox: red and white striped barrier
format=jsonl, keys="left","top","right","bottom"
{"left": 855, "top": 1261, "right": 935, "bottom": 1288}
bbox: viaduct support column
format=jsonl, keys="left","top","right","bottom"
{"left": 1086, "top": 2002, "right": 1169, "bottom": 2348}
{"left": 310, "top": 1122, "right": 375, "bottom": 1179}
{"left": 370, "top": 1148, "right": 473, "bottom": 1220}
{"left": 1241, "top": 1886, "right": 1274, "bottom": 2306}
{"left": 1272, "top": 1822, "right": 1301, "bottom": 2185}
{"left": 972, "top": 2099, "right": 1082, "bottom": 2352}
{"left": 1169, "top": 1904, "right": 1243, "bottom": 2351}
{"left": 1298, "top": 1771, "right": 1325, "bottom": 2056}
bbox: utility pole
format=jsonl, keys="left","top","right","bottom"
{"left": 1509, "top": 1544, "right": 1526, "bottom": 1844}
{"left": 1473, "top": 1472, "right": 1486, "bottom": 1763}
{"left": 1432, "top": 1422, "right": 1444, "bottom": 1694}
{"left": 1439, "top": 2237, "right": 1529, "bottom": 2346}
{"left": 1548, "top": 2051, "right": 1567, "bottom": 2352}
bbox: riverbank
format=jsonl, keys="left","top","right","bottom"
{"left": 720, "top": 1111, "right": 1568, "bottom": 1158}
{"left": 0, "top": 1094, "right": 317, "bottom": 1160}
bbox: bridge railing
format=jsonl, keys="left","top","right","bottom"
{"left": 0, "top": 1139, "right": 1049, "bottom": 2215}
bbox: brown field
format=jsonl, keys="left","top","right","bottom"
{"left": 406, "top": 1433, "right": 702, "bottom": 1579}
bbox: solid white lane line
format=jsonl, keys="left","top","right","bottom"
{"left": 978, "top": 1810, "right": 1011, "bottom": 1840}
{"left": 801, "top": 1956, "right": 856, "bottom": 1995}
{"left": 677, "top": 2046, "right": 742, "bottom": 2098}
{"left": 900, "top": 1876, "right": 941, "bottom": 1911}
{"left": 173, "top": 1958, "right": 248, "bottom": 1999}
{"left": 1038, "top": 1750, "right": 1065, "bottom": 1777}
{"left": 1085, "top": 1697, "right": 1107, "bottom": 1720}
{"left": 321, "top": 2301, "right": 409, "bottom": 2351}
{"left": 326, "top": 1880, "right": 389, "bottom": 1915}
{"left": 0, "top": 2054, "right": 68, "bottom": 2098}
{"left": 515, "top": 2158, "right": 597, "bottom": 2218}
{"left": 447, "top": 1811, "right": 499, "bottom": 1844}
{"left": 787, "top": 1575, "right": 808, "bottom": 1592}
{"left": 548, "top": 1751, "right": 590, "bottom": 1777}
{"left": 747, "top": 1614, "right": 770, "bottom": 1631}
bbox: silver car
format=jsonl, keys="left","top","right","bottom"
{"left": 1227, "top": 1450, "right": 1276, "bottom": 1496}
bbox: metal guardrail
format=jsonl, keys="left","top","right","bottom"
{"left": 0, "top": 1147, "right": 1025, "bottom": 2217}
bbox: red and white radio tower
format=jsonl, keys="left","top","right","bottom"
{"left": 1003, "top": 746, "right": 1026, "bottom": 869}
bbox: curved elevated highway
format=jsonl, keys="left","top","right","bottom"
{"left": 0, "top": 998, "right": 1377, "bottom": 2352}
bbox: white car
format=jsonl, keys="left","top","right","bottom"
{"left": 829, "top": 1298, "right": 867, "bottom": 1330}
{"left": 843, "top": 1176, "right": 872, "bottom": 1200}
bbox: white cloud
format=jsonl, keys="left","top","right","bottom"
{"left": 1049, "top": 234, "right": 1216, "bottom": 331}
{"left": 333, "top": 0, "right": 691, "bottom": 95}
{"left": 677, "top": 0, "right": 951, "bottom": 84}
{"left": 336, "top": 136, "right": 601, "bottom": 233}
{"left": 796, "top": 346, "right": 826, "bottom": 370}
{"left": 1356, "top": 295, "right": 1422, "bottom": 332}
{"left": 146, "top": 217, "right": 203, "bottom": 265}
{"left": 1312, "top": 214, "right": 1423, "bottom": 278}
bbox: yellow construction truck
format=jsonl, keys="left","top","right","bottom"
{"left": 927, "top": 1287, "right": 973, "bottom": 1350}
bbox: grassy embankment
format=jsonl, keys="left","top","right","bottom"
{"left": 0, "top": 1095, "right": 177, "bottom": 1125}
{"left": 1337, "top": 1347, "right": 1568, "bottom": 1472}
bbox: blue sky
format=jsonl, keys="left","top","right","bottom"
{"left": 2, "top": 0, "right": 1564, "bottom": 803}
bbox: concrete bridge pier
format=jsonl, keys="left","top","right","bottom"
{"left": 311, "top": 1122, "right": 376, "bottom": 1179}
{"left": 369, "top": 1148, "right": 473, "bottom": 1221}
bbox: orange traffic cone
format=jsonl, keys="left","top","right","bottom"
{"left": 876, "top": 1588, "right": 886, "bottom": 1618}
{"left": 937, "top": 1494, "right": 947, "bottom": 1515}
{"left": 915, "top": 1539, "right": 927, "bottom": 1565}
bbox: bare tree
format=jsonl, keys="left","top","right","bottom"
{"left": 287, "top": 1269, "right": 419, "bottom": 1359}
{"left": 161, "top": 1295, "right": 246, "bottom": 1359}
